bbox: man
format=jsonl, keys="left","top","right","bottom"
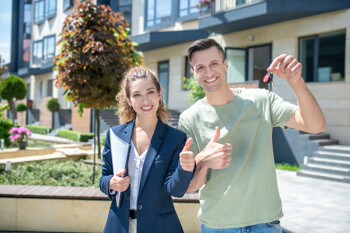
{"left": 178, "top": 39, "right": 326, "bottom": 232}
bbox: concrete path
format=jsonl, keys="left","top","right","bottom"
{"left": 30, "top": 133, "right": 76, "bottom": 143}
{"left": 277, "top": 170, "right": 350, "bottom": 233}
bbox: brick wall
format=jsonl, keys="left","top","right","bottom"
{"left": 16, "top": 99, "right": 27, "bottom": 127}
{"left": 72, "top": 106, "right": 91, "bottom": 133}
{"left": 40, "top": 97, "right": 52, "bottom": 128}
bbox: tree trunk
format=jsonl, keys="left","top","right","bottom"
{"left": 9, "top": 100, "right": 15, "bottom": 126}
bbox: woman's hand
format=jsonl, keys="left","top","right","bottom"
{"left": 180, "top": 138, "right": 195, "bottom": 172}
{"left": 109, "top": 169, "right": 130, "bottom": 192}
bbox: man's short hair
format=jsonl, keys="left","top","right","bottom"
{"left": 188, "top": 39, "right": 225, "bottom": 65}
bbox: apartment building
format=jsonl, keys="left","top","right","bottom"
{"left": 9, "top": 0, "right": 131, "bottom": 132}
{"left": 130, "top": 0, "right": 350, "bottom": 149}
{"left": 9, "top": 0, "right": 350, "bottom": 150}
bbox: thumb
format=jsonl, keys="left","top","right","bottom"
{"left": 210, "top": 127, "right": 220, "bottom": 143}
{"left": 115, "top": 169, "right": 126, "bottom": 177}
{"left": 182, "top": 138, "right": 193, "bottom": 152}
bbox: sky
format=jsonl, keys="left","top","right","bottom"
{"left": 0, "top": 0, "right": 12, "bottom": 64}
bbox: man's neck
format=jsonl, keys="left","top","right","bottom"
{"left": 204, "top": 88, "right": 236, "bottom": 106}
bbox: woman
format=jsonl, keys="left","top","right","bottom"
{"left": 99, "top": 67, "right": 195, "bottom": 233}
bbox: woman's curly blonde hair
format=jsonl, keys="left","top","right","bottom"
{"left": 116, "top": 67, "right": 168, "bottom": 124}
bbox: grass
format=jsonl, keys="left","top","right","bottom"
{"left": 0, "top": 159, "right": 102, "bottom": 188}
{"left": 27, "top": 139, "right": 57, "bottom": 147}
{"left": 275, "top": 163, "right": 301, "bottom": 171}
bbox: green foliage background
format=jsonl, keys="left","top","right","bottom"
{"left": 0, "top": 160, "right": 102, "bottom": 187}
{"left": 15, "top": 103, "right": 27, "bottom": 112}
{"left": 183, "top": 76, "right": 205, "bottom": 104}
{"left": 26, "top": 125, "right": 52, "bottom": 135}
{"left": 47, "top": 98, "right": 60, "bottom": 112}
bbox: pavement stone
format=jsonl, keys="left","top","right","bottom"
{"left": 277, "top": 170, "right": 350, "bottom": 233}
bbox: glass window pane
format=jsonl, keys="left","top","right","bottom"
{"left": 158, "top": 61, "right": 169, "bottom": 105}
{"left": 226, "top": 49, "right": 245, "bottom": 83}
{"left": 300, "top": 36, "right": 315, "bottom": 82}
{"left": 318, "top": 31, "right": 345, "bottom": 82}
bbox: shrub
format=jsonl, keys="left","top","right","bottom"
{"left": 26, "top": 125, "right": 52, "bottom": 135}
{"left": 47, "top": 98, "right": 60, "bottom": 112}
{"left": 59, "top": 129, "right": 94, "bottom": 142}
{"left": 0, "top": 119, "right": 12, "bottom": 147}
{"left": 15, "top": 103, "right": 27, "bottom": 112}
{"left": 0, "top": 160, "right": 102, "bottom": 187}
{"left": 183, "top": 76, "right": 205, "bottom": 104}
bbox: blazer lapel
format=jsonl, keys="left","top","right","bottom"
{"left": 138, "top": 119, "right": 165, "bottom": 197}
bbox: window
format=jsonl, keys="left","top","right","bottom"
{"left": 63, "top": 0, "right": 73, "bottom": 11}
{"left": 146, "top": 0, "right": 172, "bottom": 28}
{"left": 32, "top": 40, "right": 43, "bottom": 64}
{"left": 47, "top": 80, "right": 53, "bottom": 96}
{"left": 226, "top": 44, "right": 271, "bottom": 88}
{"left": 183, "top": 56, "right": 192, "bottom": 90}
{"left": 119, "top": 0, "right": 132, "bottom": 26}
{"left": 45, "top": 0, "right": 57, "bottom": 18}
{"left": 22, "top": 39, "right": 31, "bottom": 68}
{"left": 179, "top": 0, "right": 199, "bottom": 18}
{"left": 158, "top": 61, "right": 170, "bottom": 105}
{"left": 299, "top": 30, "right": 345, "bottom": 82}
{"left": 34, "top": 0, "right": 44, "bottom": 24}
{"left": 43, "top": 35, "right": 56, "bottom": 62}
{"left": 23, "top": 3, "right": 32, "bottom": 36}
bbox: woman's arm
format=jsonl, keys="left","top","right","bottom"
{"left": 163, "top": 135, "right": 195, "bottom": 198}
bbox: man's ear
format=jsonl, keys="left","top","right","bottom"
{"left": 224, "top": 59, "right": 228, "bottom": 72}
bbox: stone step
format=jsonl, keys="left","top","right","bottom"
{"left": 319, "top": 145, "right": 350, "bottom": 155}
{"left": 308, "top": 157, "right": 350, "bottom": 168}
{"left": 302, "top": 163, "right": 350, "bottom": 176}
{"left": 297, "top": 170, "right": 350, "bottom": 183}
{"left": 312, "top": 139, "right": 339, "bottom": 146}
{"left": 308, "top": 133, "right": 330, "bottom": 140}
{"left": 313, "top": 150, "right": 350, "bottom": 161}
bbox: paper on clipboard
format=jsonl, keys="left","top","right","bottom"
{"left": 110, "top": 128, "right": 130, "bottom": 208}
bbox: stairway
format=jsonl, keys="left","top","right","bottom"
{"left": 168, "top": 109, "right": 181, "bottom": 128}
{"left": 297, "top": 134, "right": 350, "bottom": 183}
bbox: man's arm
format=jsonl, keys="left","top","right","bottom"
{"left": 268, "top": 54, "right": 326, "bottom": 134}
{"left": 187, "top": 127, "right": 232, "bottom": 193}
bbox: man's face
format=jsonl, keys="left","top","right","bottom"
{"left": 190, "top": 46, "right": 228, "bottom": 93}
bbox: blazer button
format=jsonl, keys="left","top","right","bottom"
{"left": 137, "top": 204, "right": 143, "bottom": 210}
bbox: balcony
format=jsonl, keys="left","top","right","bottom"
{"left": 199, "top": 0, "right": 350, "bottom": 34}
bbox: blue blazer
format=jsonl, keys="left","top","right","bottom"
{"left": 100, "top": 119, "right": 194, "bottom": 233}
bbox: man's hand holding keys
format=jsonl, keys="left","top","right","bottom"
{"left": 198, "top": 127, "right": 232, "bottom": 170}
{"left": 180, "top": 138, "right": 196, "bottom": 171}
{"left": 109, "top": 169, "right": 130, "bottom": 192}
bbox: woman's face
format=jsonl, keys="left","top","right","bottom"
{"left": 128, "top": 78, "right": 161, "bottom": 119}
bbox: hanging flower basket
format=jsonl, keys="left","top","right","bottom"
{"left": 196, "top": 0, "right": 215, "bottom": 15}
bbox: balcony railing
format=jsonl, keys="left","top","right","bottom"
{"left": 215, "top": 0, "right": 264, "bottom": 13}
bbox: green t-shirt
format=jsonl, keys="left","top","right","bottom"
{"left": 178, "top": 88, "right": 298, "bottom": 229}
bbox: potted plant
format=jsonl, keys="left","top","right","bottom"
{"left": 9, "top": 126, "right": 32, "bottom": 150}
{"left": 196, "top": 0, "right": 215, "bottom": 15}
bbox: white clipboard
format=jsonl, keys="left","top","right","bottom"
{"left": 110, "top": 128, "right": 131, "bottom": 208}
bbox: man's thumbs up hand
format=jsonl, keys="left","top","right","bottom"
{"left": 180, "top": 138, "right": 195, "bottom": 172}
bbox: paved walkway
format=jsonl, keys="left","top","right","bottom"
{"left": 30, "top": 133, "right": 76, "bottom": 144}
{"left": 277, "top": 170, "right": 350, "bottom": 233}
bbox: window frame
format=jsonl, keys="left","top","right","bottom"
{"left": 34, "top": 0, "right": 45, "bottom": 24}
{"left": 45, "top": 0, "right": 57, "bottom": 19}
{"left": 144, "top": 0, "right": 176, "bottom": 31}
{"left": 298, "top": 30, "right": 346, "bottom": 83}
{"left": 177, "top": 0, "right": 200, "bottom": 22}
{"left": 63, "top": 0, "right": 74, "bottom": 11}
{"left": 32, "top": 39, "right": 43, "bottom": 64}
{"left": 42, "top": 34, "right": 56, "bottom": 63}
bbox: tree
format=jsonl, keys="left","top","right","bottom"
{"left": 47, "top": 98, "right": 60, "bottom": 129}
{"left": 0, "top": 55, "right": 8, "bottom": 79}
{"left": 183, "top": 76, "right": 205, "bottom": 104}
{"left": 54, "top": 0, "right": 142, "bottom": 182}
{"left": 0, "top": 75, "right": 27, "bottom": 126}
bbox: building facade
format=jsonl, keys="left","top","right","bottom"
{"left": 8, "top": 0, "right": 350, "bottom": 146}
{"left": 131, "top": 0, "right": 350, "bottom": 146}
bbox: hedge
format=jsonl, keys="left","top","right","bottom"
{"left": 0, "top": 119, "right": 12, "bottom": 147}
{"left": 58, "top": 129, "right": 94, "bottom": 142}
{"left": 25, "top": 125, "right": 52, "bottom": 135}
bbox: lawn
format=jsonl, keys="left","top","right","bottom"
{"left": 275, "top": 163, "right": 301, "bottom": 171}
